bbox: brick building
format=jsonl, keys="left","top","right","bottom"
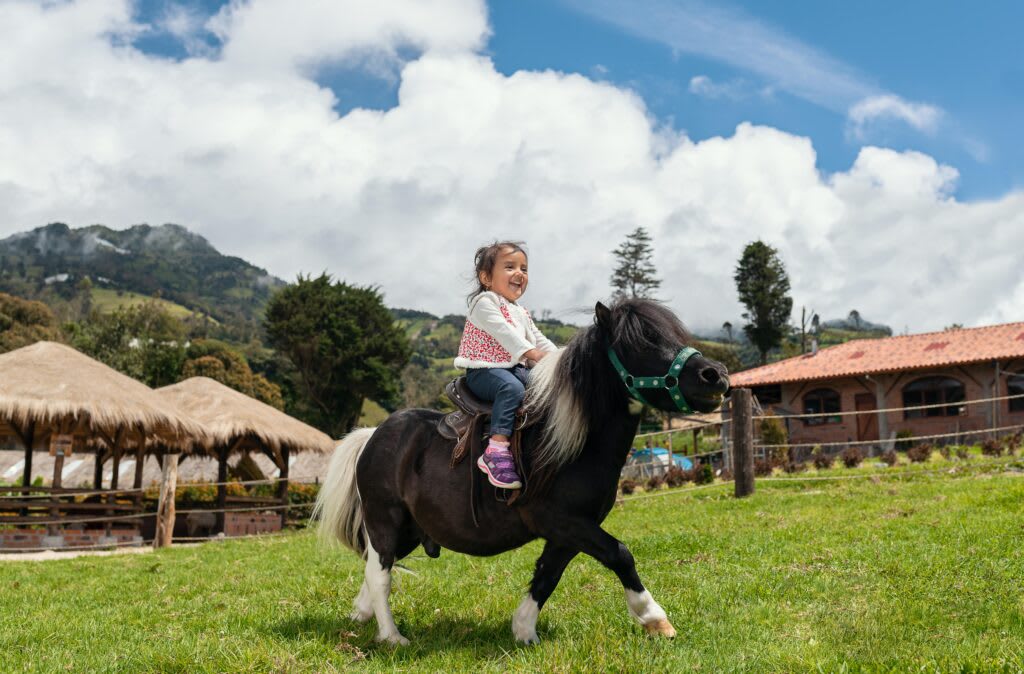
{"left": 729, "top": 322, "right": 1024, "bottom": 449}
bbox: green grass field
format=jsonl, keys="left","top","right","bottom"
{"left": 90, "top": 288, "right": 197, "bottom": 319}
{"left": 2, "top": 460, "right": 1023, "bottom": 672}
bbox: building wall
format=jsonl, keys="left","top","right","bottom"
{"left": 763, "top": 360, "right": 1024, "bottom": 449}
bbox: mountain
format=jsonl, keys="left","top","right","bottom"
{"left": 0, "top": 223, "right": 286, "bottom": 331}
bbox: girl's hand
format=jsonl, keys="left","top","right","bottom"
{"left": 524, "top": 348, "right": 548, "bottom": 367}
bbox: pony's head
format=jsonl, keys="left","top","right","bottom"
{"left": 594, "top": 300, "right": 729, "bottom": 414}
{"left": 525, "top": 298, "right": 729, "bottom": 473}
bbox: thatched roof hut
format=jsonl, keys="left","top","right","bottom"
{"left": 156, "top": 377, "right": 334, "bottom": 456}
{"left": 155, "top": 377, "right": 334, "bottom": 534}
{"left": 0, "top": 341, "right": 205, "bottom": 489}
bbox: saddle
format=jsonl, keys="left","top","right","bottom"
{"left": 438, "top": 377, "right": 528, "bottom": 470}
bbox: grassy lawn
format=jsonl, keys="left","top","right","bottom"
{"left": 90, "top": 288, "right": 198, "bottom": 320}
{"left": 2, "top": 460, "right": 1023, "bottom": 672}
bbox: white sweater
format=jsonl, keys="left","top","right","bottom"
{"left": 454, "top": 292, "right": 557, "bottom": 369}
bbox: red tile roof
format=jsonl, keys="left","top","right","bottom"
{"left": 730, "top": 321, "right": 1024, "bottom": 387}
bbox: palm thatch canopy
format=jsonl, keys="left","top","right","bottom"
{"left": 0, "top": 341, "right": 205, "bottom": 448}
{"left": 156, "top": 377, "right": 334, "bottom": 455}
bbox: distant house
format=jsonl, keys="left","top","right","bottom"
{"left": 729, "top": 322, "right": 1024, "bottom": 448}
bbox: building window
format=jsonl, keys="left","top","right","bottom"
{"left": 752, "top": 384, "right": 782, "bottom": 406}
{"left": 902, "top": 376, "right": 965, "bottom": 419}
{"left": 1009, "top": 375, "right": 1024, "bottom": 413}
{"left": 803, "top": 388, "right": 841, "bottom": 425}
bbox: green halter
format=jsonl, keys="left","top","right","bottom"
{"left": 607, "top": 344, "right": 702, "bottom": 413}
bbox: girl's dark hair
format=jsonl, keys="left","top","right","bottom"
{"left": 467, "top": 241, "right": 527, "bottom": 302}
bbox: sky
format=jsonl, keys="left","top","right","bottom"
{"left": 0, "top": 0, "right": 1022, "bottom": 335}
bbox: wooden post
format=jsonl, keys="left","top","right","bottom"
{"left": 20, "top": 420, "right": 35, "bottom": 490}
{"left": 154, "top": 448, "right": 180, "bottom": 548}
{"left": 49, "top": 447, "right": 65, "bottom": 538}
{"left": 216, "top": 445, "right": 229, "bottom": 535}
{"left": 278, "top": 446, "right": 291, "bottom": 529}
{"left": 732, "top": 388, "right": 755, "bottom": 498}
{"left": 691, "top": 428, "right": 699, "bottom": 461}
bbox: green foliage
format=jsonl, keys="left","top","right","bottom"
{"left": 264, "top": 274, "right": 411, "bottom": 437}
{"left": 696, "top": 340, "right": 741, "bottom": 374}
{"left": 66, "top": 301, "right": 187, "bottom": 387}
{"left": 610, "top": 226, "right": 661, "bottom": 300}
{"left": 841, "top": 446, "right": 864, "bottom": 468}
{"left": 182, "top": 339, "right": 284, "bottom": 410}
{"left": 0, "top": 292, "right": 58, "bottom": 353}
{"left": 760, "top": 415, "right": 789, "bottom": 466}
{"left": 734, "top": 240, "right": 793, "bottom": 364}
{"left": 895, "top": 429, "right": 915, "bottom": 451}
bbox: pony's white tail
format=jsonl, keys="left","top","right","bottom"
{"left": 313, "top": 427, "right": 376, "bottom": 556}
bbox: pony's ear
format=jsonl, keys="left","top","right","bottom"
{"left": 594, "top": 302, "right": 613, "bottom": 334}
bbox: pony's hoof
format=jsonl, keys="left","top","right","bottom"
{"left": 514, "top": 631, "right": 540, "bottom": 645}
{"left": 643, "top": 619, "right": 677, "bottom": 638}
{"left": 349, "top": 607, "right": 373, "bottom": 623}
{"left": 376, "top": 632, "right": 410, "bottom": 646}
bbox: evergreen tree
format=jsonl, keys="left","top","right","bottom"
{"left": 264, "top": 274, "right": 410, "bottom": 437}
{"left": 734, "top": 241, "right": 793, "bottom": 365}
{"left": 610, "top": 227, "right": 661, "bottom": 300}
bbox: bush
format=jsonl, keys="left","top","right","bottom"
{"left": 783, "top": 460, "right": 807, "bottom": 474}
{"left": 956, "top": 446, "right": 970, "bottom": 460}
{"left": 895, "top": 429, "right": 915, "bottom": 452}
{"left": 907, "top": 443, "right": 933, "bottom": 463}
{"left": 646, "top": 474, "right": 665, "bottom": 491}
{"left": 619, "top": 478, "right": 639, "bottom": 495}
{"left": 664, "top": 466, "right": 688, "bottom": 488}
{"left": 718, "top": 466, "right": 733, "bottom": 481}
{"left": 694, "top": 463, "right": 715, "bottom": 485}
{"left": 881, "top": 449, "right": 898, "bottom": 466}
{"left": 938, "top": 444, "right": 951, "bottom": 460}
{"left": 980, "top": 439, "right": 1004, "bottom": 457}
{"left": 754, "top": 459, "right": 773, "bottom": 477}
{"left": 841, "top": 447, "right": 864, "bottom": 468}
{"left": 1002, "top": 432, "right": 1022, "bottom": 456}
{"left": 812, "top": 446, "right": 833, "bottom": 470}
{"left": 760, "top": 416, "right": 789, "bottom": 467}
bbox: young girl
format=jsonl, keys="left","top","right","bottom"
{"left": 454, "top": 241, "right": 557, "bottom": 489}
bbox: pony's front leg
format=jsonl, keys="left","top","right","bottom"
{"left": 513, "top": 542, "right": 578, "bottom": 644}
{"left": 538, "top": 515, "right": 676, "bottom": 638}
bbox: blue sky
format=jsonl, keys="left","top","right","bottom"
{"left": 129, "top": 0, "right": 1024, "bottom": 199}
{"left": 3, "top": 0, "right": 1022, "bottom": 331}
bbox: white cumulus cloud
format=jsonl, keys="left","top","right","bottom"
{"left": 0, "top": 0, "right": 1020, "bottom": 336}
{"left": 848, "top": 94, "right": 944, "bottom": 139}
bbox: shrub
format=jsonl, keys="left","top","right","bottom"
{"left": 907, "top": 443, "right": 933, "bottom": 463}
{"left": 694, "top": 463, "right": 715, "bottom": 485}
{"left": 783, "top": 460, "right": 807, "bottom": 474}
{"left": 880, "top": 449, "right": 898, "bottom": 466}
{"left": 646, "top": 474, "right": 665, "bottom": 491}
{"left": 664, "top": 466, "right": 688, "bottom": 488}
{"left": 938, "top": 444, "right": 951, "bottom": 460}
{"left": 754, "top": 459, "right": 773, "bottom": 477}
{"left": 895, "top": 429, "right": 915, "bottom": 452}
{"left": 956, "top": 446, "right": 970, "bottom": 460}
{"left": 619, "top": 478, "right": 638, "bottom": 495}
{"left": 980, "top": 439, "right": 1004, "bottom": 457}
{"left": 760, "top": 416, "right": 789, "bottom": 466}
{"left": 841, "top": 446, "right": 864, "bottom": 468}
{"left": 718, "top": 466, "right": 733, "bottom": 481}
{"left": 812, "top": 447, "right": 833, "bottom": 470}
{"left": 1002, "top": 432, "right": 1022, "bottom": 456}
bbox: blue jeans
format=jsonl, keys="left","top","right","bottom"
{"left": 465, "top": 365, "right": 531, "bottom": 437}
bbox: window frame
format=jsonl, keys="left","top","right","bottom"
{"left": 802, "top": 388, "right": 842, "bottom": 426}
{"left": 902, "top": 376, "right": 966, "bottom": 419}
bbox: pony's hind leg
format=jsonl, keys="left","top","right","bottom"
{"left": 513, "top": 542, "right": 578, "bottom": 644}
{"left": 350, "top": 579, "right": 373, "bottom": 623}
{"left": 364, "top": 540, "right": 409, "bottom": 645}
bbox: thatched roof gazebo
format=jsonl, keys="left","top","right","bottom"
{"left": 0, "top": 341, "right": 206, "bottom": 546}
{"left": 156, "top": 377, "right": 334, "bottom": 534}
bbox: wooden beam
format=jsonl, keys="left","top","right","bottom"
{"left": 955, "top": 365, "right": 982, "bottom": 388}
{"left": 786, "top": 381, "right": 813, "bottom": 407}
{"left": 216, "top": 444, "right": 229, "bottom": 535}
{"left": 154, "top": 448, "right": 180, "bottom": 548}
{"left": 278, "top": 445, "right": 291, "bottom": 529}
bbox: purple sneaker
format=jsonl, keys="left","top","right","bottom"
{"left": 477, "top": 447, "right": 523, "bottom": 490}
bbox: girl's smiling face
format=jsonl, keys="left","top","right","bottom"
{"left": 480, "top": 248, "right": 529, "bottom": 302}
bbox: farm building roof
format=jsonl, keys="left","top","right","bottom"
{"left": 0, "top": 341, "right": 205, "bottom": 449}
{"left": 156, "top": 377, "right": 335, "bottom": 455}
{"left": 730, "top": 321, "right": 1024, "bottom": 387}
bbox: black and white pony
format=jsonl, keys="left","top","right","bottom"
{"left": 314, "top": 299, "right": 729, "bottom": 645}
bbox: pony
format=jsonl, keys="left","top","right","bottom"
{"left": 314, "top": 299, "right": 730, "bottom": 645}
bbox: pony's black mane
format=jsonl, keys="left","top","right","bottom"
{"left": 524, "top": 299, "right": 693, "bottom": 479}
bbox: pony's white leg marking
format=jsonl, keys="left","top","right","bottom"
{"left": 511, "top": 595, "right": 540, "bottom": 645}
{"left": 350, "top": 578, "right": 373, "bottom": 623}
{"left": 625, "top": 589, "right": 676, "bottom": 638}
{"left": 365, "top": 542, "right": 409, "bottom": 645}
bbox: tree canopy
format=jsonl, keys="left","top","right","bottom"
{"left": 264, "top": 274, "right": 410, "bottom": 437}
{"left": 610, "top": 227, "right": 661, "bottom": 300}
{"left": 0, "top": 292, "right": 58, "bottom": 354}
{"left": 734, "top": 241, "right": 793, "bottom": 365}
